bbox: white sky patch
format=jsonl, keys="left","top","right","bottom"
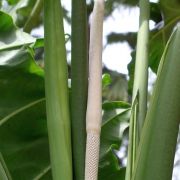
{"left": 104, "top": 7, "right": 140, "bottom": 34}
{"left": 103, "top": 42, "right": 132, "bottom": 74}
{"left": 102, "top": 6, "right": 138, "bottom": 74}
{"left": 148, "top": 69, "right": 157, "bottom": 92}
{"left": 31, "top": 25, "right": 44, "bottom": 37}
{"left": 150, "top": 0, "right": 159, "bottom": 2}
{"left": 149, "top": 20, "right": 156, "bottom": 30}
{"left": 61, "top": 0, "right": 71, "bottom": 12}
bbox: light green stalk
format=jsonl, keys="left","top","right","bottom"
{"left": 44, "top": 0, "right": 72, "bottom": 179}
{"left": 132, "top": 25, "right": 180, "bottom": 180}
{"left": 132, "top": 0, "right": 150, "bottom": 140}
{"left": 71, "top": 0, "right": 88, "bottom": 179}
{"left": 125, "top": 1, "right": 150, "bottom": 180}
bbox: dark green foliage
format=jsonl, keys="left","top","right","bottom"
{"left": 0, "top": 47, "right": 51, "bottom": 179}
{"left": 99, "top": 109, "right": 130, "bottom": 180}
{"left": 99, "top": 146, "right": 126, "bottom": 180}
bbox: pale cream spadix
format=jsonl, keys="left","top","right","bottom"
{"left": 86, "top": 0, "right": 104, "bottom": 134}
{"left": 85, "top": 0, "right": 104, "bottom": 180}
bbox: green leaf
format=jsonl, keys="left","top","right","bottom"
{"left": 7, "top": 0, "right": 20, "bottom": 5}
{"left": 102, "top": 100, "right": 130, "bottom": 123}
{"left": 0, "top": 11, "right": 14, "bottom": 32}
{"left": 99, "top": 109, "right": 130, "bottom": 180}
{"left": 0, "top": 47, "right": 52, "bottom": 180}
{"left": 102, "top": 73, "right": 112, "bottom": 89}
{"left": 0, "top": 11, "right": 35, "bottom": 51}
{"left": 102, "top": 101, "right": 131, "bottom": 111}
{"left": 32, "top": 38, "right": 44, "bottom": 49}
{"left": 159, "top": 0, "right": 180, "bottom": 24}
{"left": 100, "top": 109, "right": 130, "bottom": 157}
{"left": 148, "top": 1, "right": 180, "bottom": 73}
{"left": 99, "top": 146, "right": 126, "bottom": 180}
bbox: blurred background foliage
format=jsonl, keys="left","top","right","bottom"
{"left": 0, "top": 0, "right": 180, "bottom": 179}
{"left": 1, "top": 0, "right": 180, "bottom": 102}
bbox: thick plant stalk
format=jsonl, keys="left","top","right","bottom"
{"left": 71, "top": 0, "right": 88, "bottom": 179}
{"left": 44, "top": 0, "right": 72, "bottom": 180}
{"left": 132, "top": 26, "right": 180, "bottom": 180}
{"left": 85, "top": 0, "right": 104, "bottom": 180}
{"left": 125, "top": 1, "right": 150, "bottom": 180}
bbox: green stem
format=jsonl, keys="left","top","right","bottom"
{"left": 24, "top": 0, "right": 44, "bottom": 33}
{"left": 71, "top": 0, "right": 88, "bottom": 180}
{"left": 125, "top": 1, "right": 150, "bottom": 180}
{"left": 125, "top": 98, "right": 138, "bottom": 180}
{"left": 44, "top": 0, "right": 72, "bottom": 179}
{"left": 0, "top": 153, "right": 12, "bottom": 180}
{"left": 132, "top": 0, "right": 150, "bottom": 138}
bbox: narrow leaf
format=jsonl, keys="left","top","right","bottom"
{"left": 132, "top": 25, "right": 180, "bottom": 180}
{"left": 44, "top": 0, "right": 72, "bottom": 179}
{"left": 0, "top": 48, "right": 51, "bottom": 179}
